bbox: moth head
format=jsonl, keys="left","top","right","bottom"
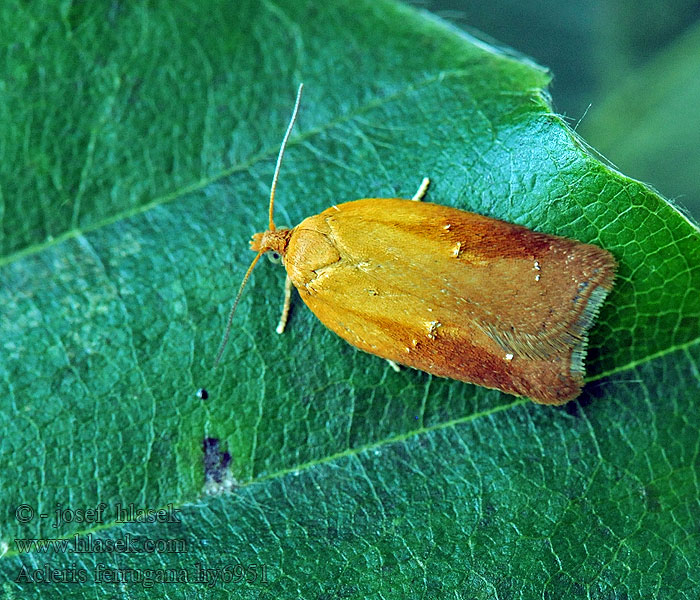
{"left": 249, "top": 229, "right": 292, "bottom": 262}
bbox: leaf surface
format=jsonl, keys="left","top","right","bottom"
{"left": 1, "top": 1, "right": 698, "bottom": 598}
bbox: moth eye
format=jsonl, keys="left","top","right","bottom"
{"left": 267, "top": 251, "right": 282, "bottom": 264}
{"left": 196, "top": 388, "right": 209, "bottom": 400}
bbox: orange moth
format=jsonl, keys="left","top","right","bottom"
{"left": 215, "top": 84, "right": 617, "bottom": 405}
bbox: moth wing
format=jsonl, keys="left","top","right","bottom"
{"left": 285, "top": 198, "right": 616, "bottom": 404}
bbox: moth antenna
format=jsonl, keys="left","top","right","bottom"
{"left": 268, "top": 83, "right": 303, "bottom": 231}
{"left": 213, "top": 250, "right": 265, "bottom": 367}
{"left": 212, "top": 84, "right": 303, "bottom": 368}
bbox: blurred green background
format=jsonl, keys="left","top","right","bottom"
{"left": 410, "top": 0, "right": 700, "bottom": 221}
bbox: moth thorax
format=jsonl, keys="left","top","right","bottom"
{"left": 249, "top": 228, "right": 292, "bottom": 256}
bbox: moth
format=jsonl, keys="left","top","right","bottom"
{"left": 216, "top": 84, "right": 617, "bottom": 404}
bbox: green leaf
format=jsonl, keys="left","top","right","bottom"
{"left": 1, "top": 0, "right": 698, "bottom": 598}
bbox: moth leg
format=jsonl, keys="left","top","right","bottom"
{"left": 411, "top": 177, "right": 430, "bottom": 201}
{"left": 386, "top": 359, "right": 401, "bottom": 372}
{"left": 276, "top": 275, "right": 293, "bottom": 334}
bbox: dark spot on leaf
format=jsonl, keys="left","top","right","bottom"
{"left": 643, "top": 485, "right": 661, "bottom": 512}
{"left": 564, "top": 401, "right": 579, "bottom": 417}
{"left": 564, "top": 392, "right": 593, "bottom": 416}
{"left": 577, "top": 394, "right": 593, "bottom": 409}
{"left": 202, "top": 437, "right": 231, "bottom": 484}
